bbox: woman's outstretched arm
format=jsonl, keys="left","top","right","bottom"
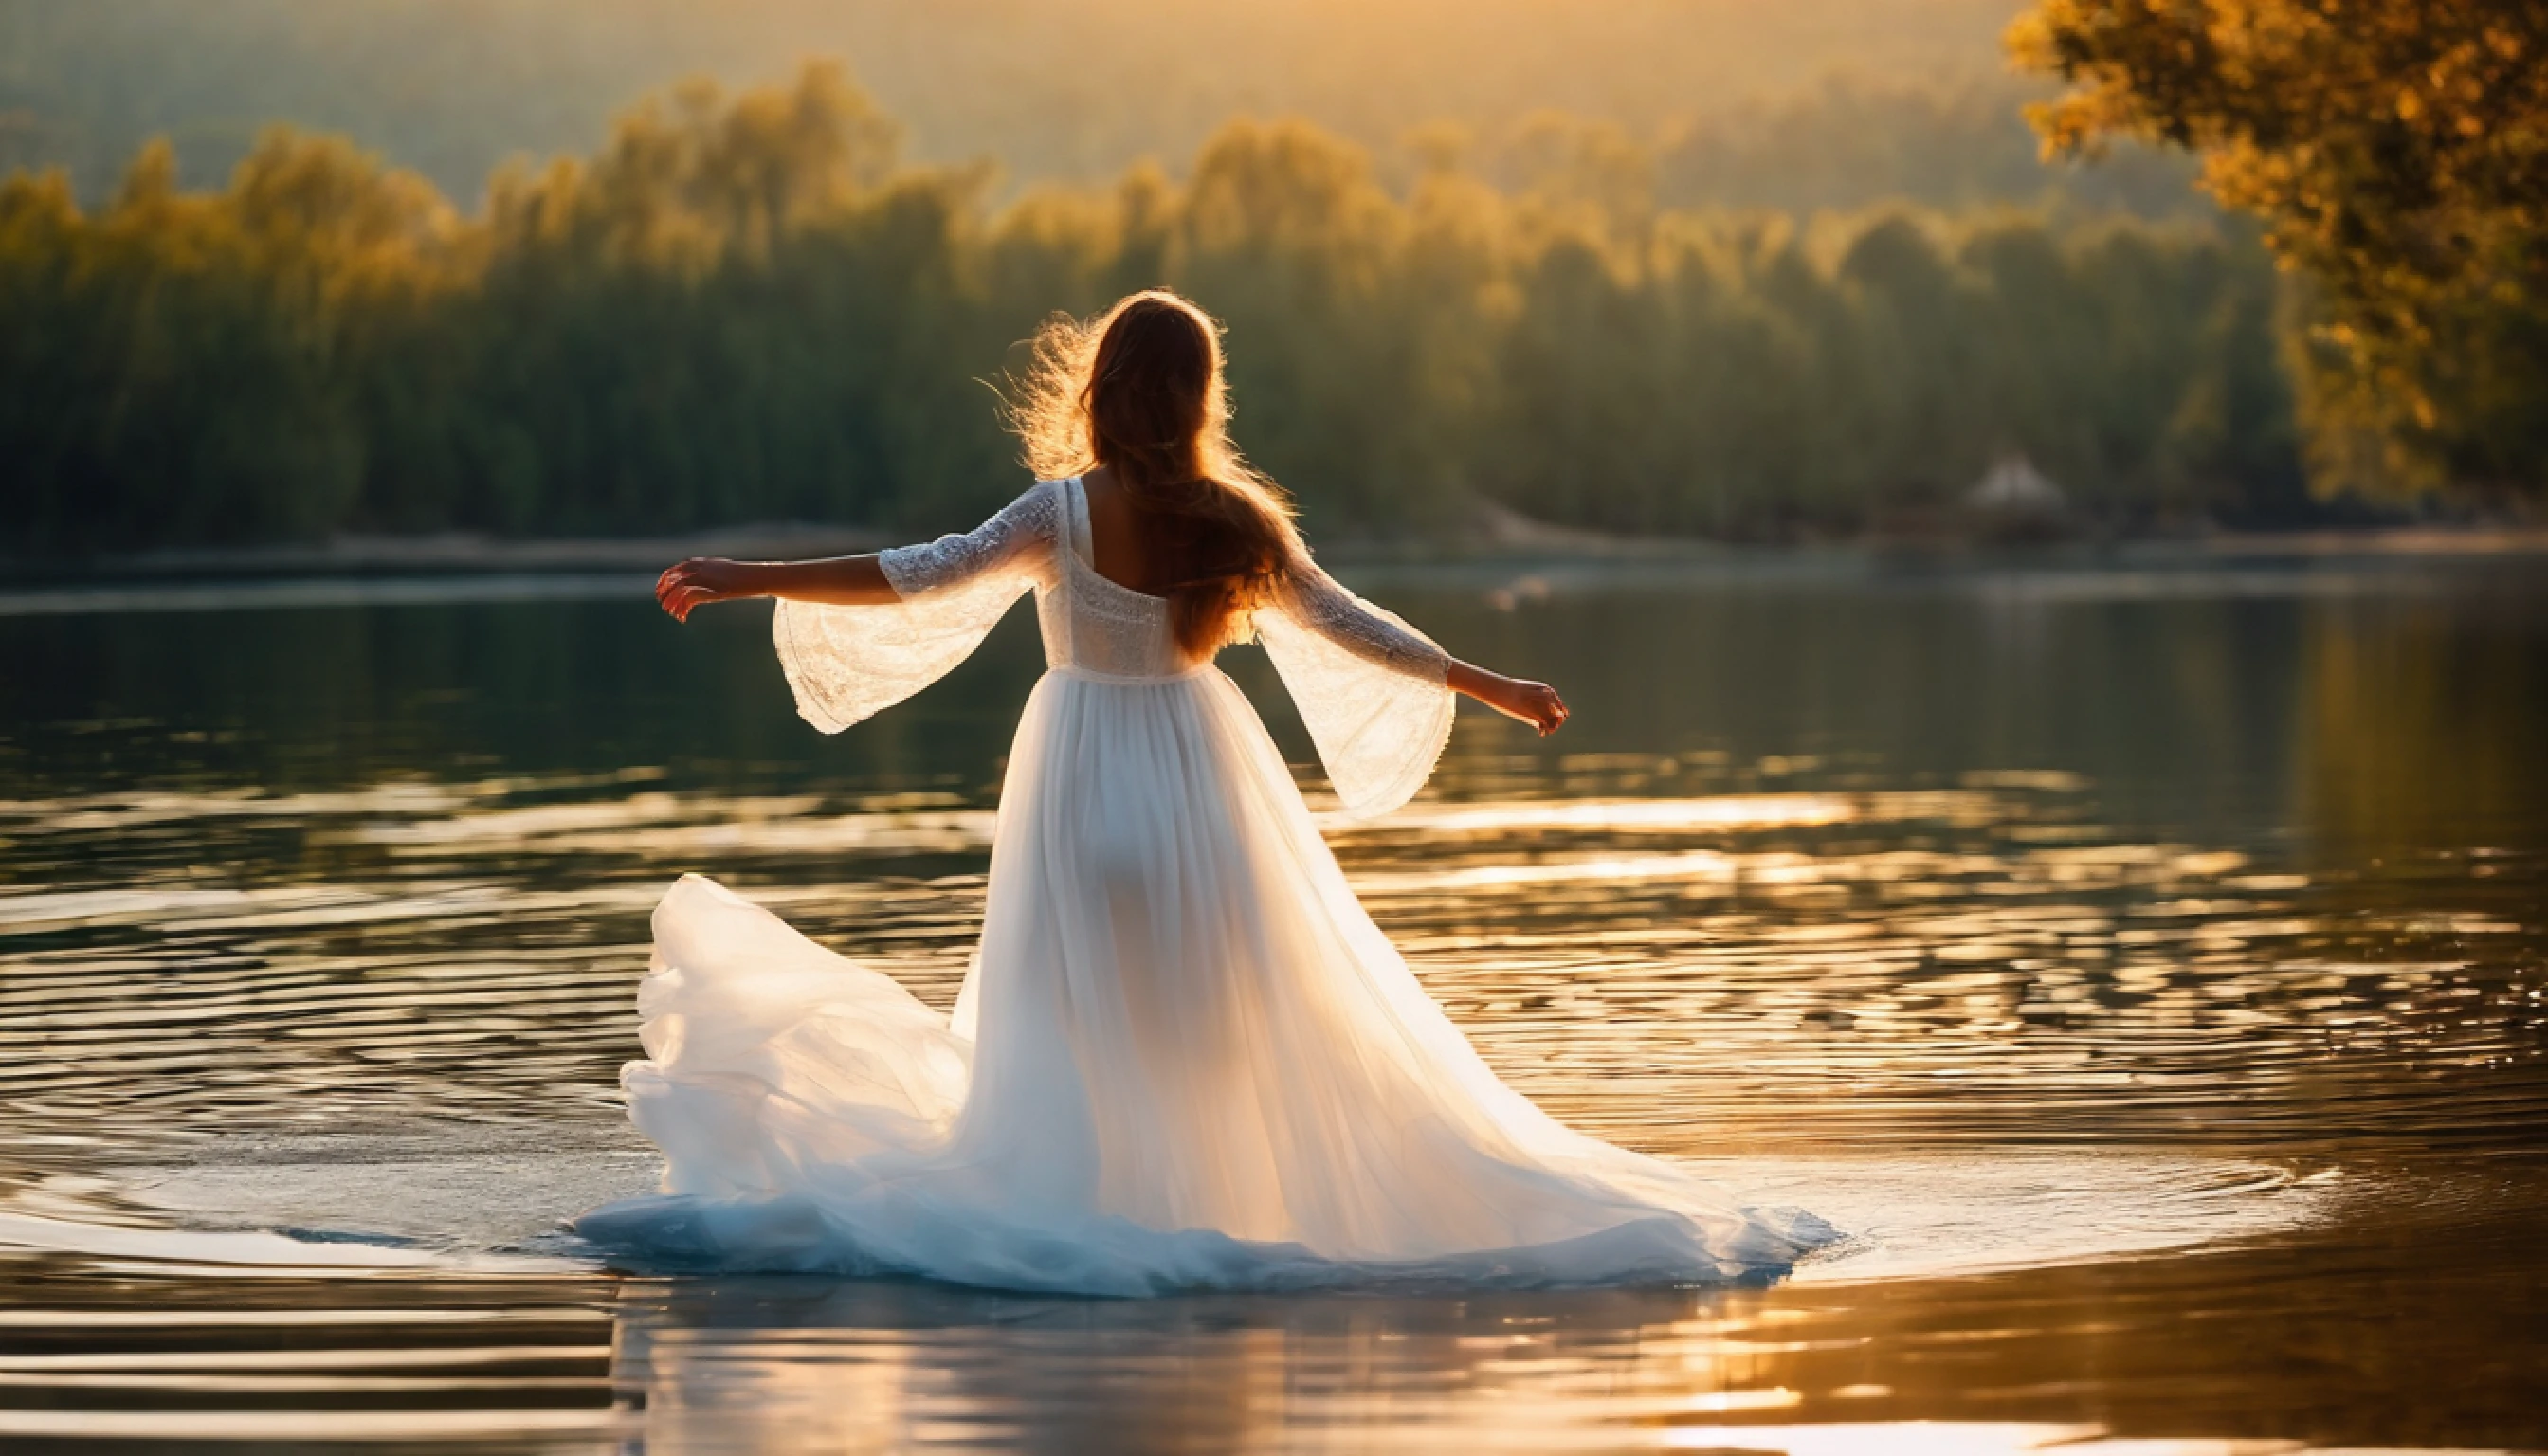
{"left": 1445, "top": 660, "right": 1569, "bottom": 737}
{"left": 656, "top": 555, "right": 896, "bottom": 622}
{"left": 1273, "top": 554, "right": 1570, "bottom": 738}
{"left": 663, "top": 481, "right": 1065, "bottom": 623}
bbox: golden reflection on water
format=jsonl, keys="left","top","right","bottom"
{"left": 1, "top": 567, "right": 2543, "bottom": 1449}
{"left": 0, "top": 1210, "right": 2538, "bottom": 1453}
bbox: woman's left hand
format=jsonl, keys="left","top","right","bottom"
{"left": 656, "top": 557, "right": 755, "bottom": 622}
{"left": 1496, "top": 678, "right": 1569, "bottom": 737}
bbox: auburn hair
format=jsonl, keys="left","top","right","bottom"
{"left": 1005, "top": 289, "right": 1301, "bottom": 655}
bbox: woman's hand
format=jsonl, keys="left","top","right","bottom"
{"left": 1447, "top": 663, "right": 1569, "bottom": 737}
{"left": 1491, "top": 677, "right": 1569, "bottom": 737}
{"left": 656, "top": 557, "right": 758, "bottom": 622}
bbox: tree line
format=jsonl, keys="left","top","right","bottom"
{"left": 4, "top": 64, "right": 2323, "bottom": 557}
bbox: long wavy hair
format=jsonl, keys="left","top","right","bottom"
{"left": 1005, "top": 289, "right": 1300, "bottom": 655}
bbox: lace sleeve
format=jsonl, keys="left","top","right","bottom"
{"left": 772, "top": 482, "right": 1061, "bottom": 732}
{"left": 1255, "top": 555, "right": 1456, "bottom": 819}
{"left": 1274, "top": 557, "right": 1452, "bottom": 682}
{"left": 876, "top": 482, "right": 1062, "bottom": 600}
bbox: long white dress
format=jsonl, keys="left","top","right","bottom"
{"left": 575, "top": 477, "right": 1834, "bottom": 1295}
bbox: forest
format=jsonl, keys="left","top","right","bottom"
{"left": 2, "top": 60, "right": 2323, "bottom": 556}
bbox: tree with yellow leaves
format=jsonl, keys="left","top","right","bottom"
{"left": 2011, "top": 0, "right": 2547, "bottom": 499}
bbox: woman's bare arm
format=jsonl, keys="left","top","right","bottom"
{"left": 655, "top": 555, "right": 897, "bottom": 622}
{"left": 1446, "top": 659, "right": 1568, "bottom": 737}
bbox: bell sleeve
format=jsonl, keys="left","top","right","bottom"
{"left": 1255, "top": 555, "right": 1457, "bottom": 820}
{"left": 773, "top": 480, "right": 1062, "bottom": 733}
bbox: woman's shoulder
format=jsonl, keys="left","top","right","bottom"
{"left": 902, "top": 478, "right": 1064, "bottom": 554}
{"left": 993, "top": 476, "right": 1070, "bottom": 520}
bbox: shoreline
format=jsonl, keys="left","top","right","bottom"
{"left": 1, "top": 525, "right": 2541, "bottom": 620}
{"left": 16, "top": 522, "right": 2548, "bottom": 587}
{"left": 27, "top": 523, "right": 898, "bottom": 584}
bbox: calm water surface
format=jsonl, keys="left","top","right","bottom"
{"left": 1, "top": 551, "right": 2542, "bottom": 1452}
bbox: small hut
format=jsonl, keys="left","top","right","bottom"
{"left": 1967, "top": 454, "right": 2066, "bottom": 514}
{"left": 1962, "top": 454, "right": 2074, "bottom": 542}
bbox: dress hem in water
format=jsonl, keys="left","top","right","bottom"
{"left": 571, "top": 1189, "right": 1836, "bottom": 1299}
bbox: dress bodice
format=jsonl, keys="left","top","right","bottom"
{"left": 1034, "top": 475, "right": 1193, "bottom": 682}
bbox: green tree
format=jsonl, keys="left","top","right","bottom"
{"left": 0, "top": 62, "right": 2318, "bottom": 558}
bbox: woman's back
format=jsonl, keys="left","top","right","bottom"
{"left": 1079, "top": 465, "right": 1186, "bottom": 600}
{"left": 1038, "top": 475, "right": 1194, "bottom": 682}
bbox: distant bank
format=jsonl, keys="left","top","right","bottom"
{"left": 22, "top": 519, "right": 2548, "bottom": 589}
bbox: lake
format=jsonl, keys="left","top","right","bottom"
{"left": 1, "top": 546, "right": 2542, "bottom": 1452}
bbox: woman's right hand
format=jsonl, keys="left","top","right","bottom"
{"left": 656, "top": 557, "right": 756, "bottom": 622}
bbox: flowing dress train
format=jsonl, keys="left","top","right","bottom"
{"left": 575, "top": 477, "right": 1835, "bottom": 1294}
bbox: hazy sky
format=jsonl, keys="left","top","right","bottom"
{"left": 3, "top": 0, "right": 2033, "bottom": 197}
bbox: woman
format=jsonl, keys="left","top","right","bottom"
{"left": 579, "top": 290, "right": 1832, "bottom": 1294}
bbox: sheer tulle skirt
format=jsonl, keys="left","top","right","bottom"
{"left": 577, "top": 668, "right": 1834, "bottom": 1294}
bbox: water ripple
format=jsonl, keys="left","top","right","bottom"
{"left": 1, "top": 773, "right": 2538, "bottom": 1173}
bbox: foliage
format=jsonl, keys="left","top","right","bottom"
{"left": 0, "top": 64, "right": 2310, "bottom": 556}
{"left": 2011, "top": 0, "right": 2548, "bottom": 498}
